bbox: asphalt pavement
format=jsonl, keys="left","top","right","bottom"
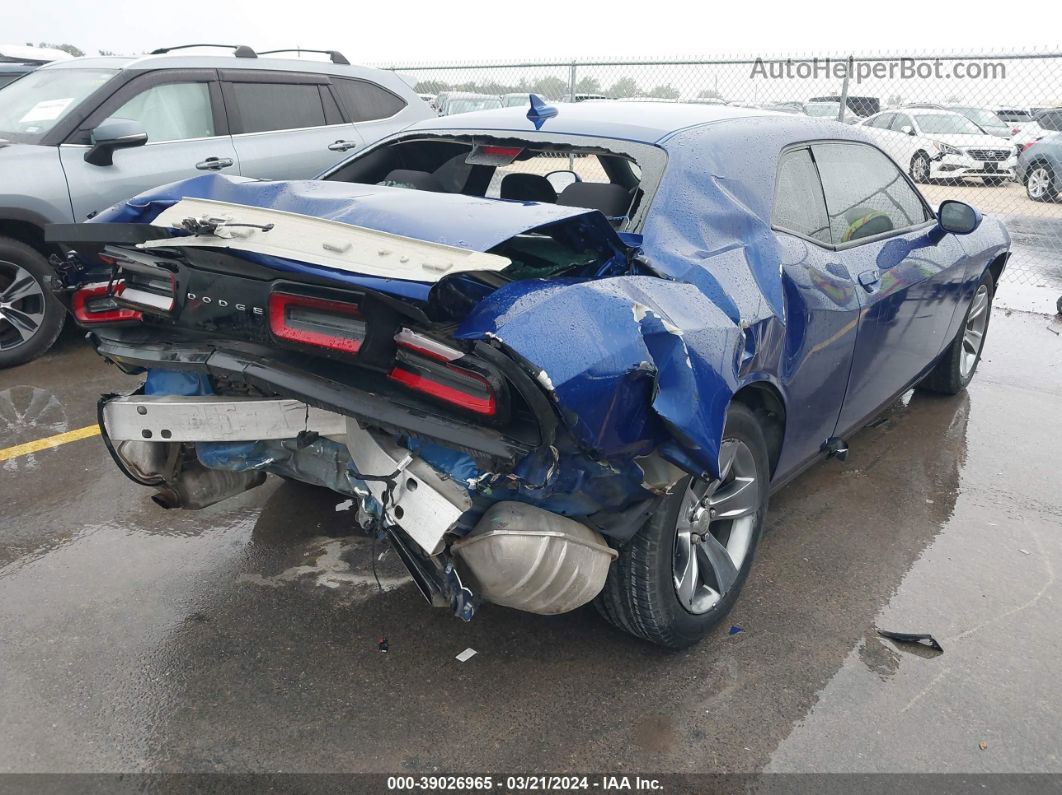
{"left": 1, "top": 294, "right": 1060, "bottom": 775}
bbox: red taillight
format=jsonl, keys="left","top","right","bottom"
{"left": 268, "top": 291, "right": 365, "bottom": 353}
{"left": 387, "top": 330, "right": 497, "bottom": 416}
{"left": 481, "top": 145, "right": 523, "bottom": 157}
{"left": 1022, "top": 141, "right": 1037, "bottom": 152}
{"left": 72, "top": 282, "right": 142, "bottom": 324}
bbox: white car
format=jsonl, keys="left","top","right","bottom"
{"left": 859, "top": 108, "right": 1018, "bottom": 186}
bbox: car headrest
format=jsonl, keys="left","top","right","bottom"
{"left": 500, "top": 173, "right": 558, "bottom": 203}
{"left": 381, "top": 169, "right": 444, "bottom": 192}
{"left": 556, "top": 182, "right": 631, "bottom": 217}
{"left": 841, "top": 208, "right": 895, "bottom": 242}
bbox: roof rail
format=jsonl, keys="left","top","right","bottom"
{"left": 258, "top": 48, "right": 350, "bottom": 65}
{"left": 150, "top": 44, "right": 257, "bottom": 58}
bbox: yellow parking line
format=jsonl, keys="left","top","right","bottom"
{"left": 0, "top": 424, "right": 101, "bottom": 462}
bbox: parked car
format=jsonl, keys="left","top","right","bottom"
{"left": 500, "top": 92, "right": 531, "bottom": 107}
{"left": 859, "top": 108, "right": 1017, "bottom": 185}
{"left": 905, "top": 103, "right": 1014, "bottom": 138}
{"left": 0, "top": 44, "right": 72, "bottom": 88}
{"left": 0, "top": 43, "right": 432, "bottom": 368}
{"left": 996, "top": 107, "right": 1035, "bottom": 125}
{"left": 50, "top": 100, "right": 1008, "bottom": 648}
{"left": 435, "top": 91, "right": 504, "bottom": 115}
{"left": 809, "top": 94, "right": 879, "bottom": 118}
{"left": 1016, "top": 131, "right": 1062, "bottom": 202}
{"left": 417, "top": 93, "right": 439, "bottom": 113}
{"left": 804, "top": 100, "right": 844, "bottom": 120}
{"left": 1011, "top": 107, "right": 1062, "bottom": 151}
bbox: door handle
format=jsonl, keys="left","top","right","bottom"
{"left": 858, "top": 270, "right": 881, "bottom": 291}
{"left": 328, "top": 140, "right": 359, "bottom": 152}
{"left": 195, "top": 157, "right": 234, "bottom": 171}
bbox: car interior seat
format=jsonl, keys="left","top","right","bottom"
{"left": 556, "top": 182, "right": 632, "bottom": 217}
{"left": 500, "top": 173, "right": 558, "bottom": 203}
{"left": 381, "top": 169, "right": 445, "bottom": 192}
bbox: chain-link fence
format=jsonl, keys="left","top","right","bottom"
{"left": 381, "top": 51, "right": 1062, "bottom": 296}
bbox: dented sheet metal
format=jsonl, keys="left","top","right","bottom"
{"left": 456, "top": 277, "right": 742, "bottom": 479}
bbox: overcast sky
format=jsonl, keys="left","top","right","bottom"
{"left": 5, "top": 0, "right": 1059, "bottom": 63}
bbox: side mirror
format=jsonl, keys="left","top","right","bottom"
{"left": 900, "top": 125, "right": 915, "bottom": 136}
{"left": 545, "top": 169, "right": 580, "bottom": 193}
{"left": 84, "top": 118, "right": 148, "bottom": 166}
{"left": 938, "top": 200, "right": 982, "bottom": 235}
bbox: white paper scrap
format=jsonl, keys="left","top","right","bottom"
{"left": 456, "top": 647, "right": 477, "bottom": 662}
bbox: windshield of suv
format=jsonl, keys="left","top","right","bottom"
{"left": 0, "top": 67, "right": 116, "bottom": 143}
{"left": 915, "top": 113, "right": 983, "bottom": 135}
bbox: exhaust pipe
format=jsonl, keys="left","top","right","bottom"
{"left": 151, "top": 461, "right": 266, "bottom": 510}
{"left": 452, "top": 502, "right": 618, "bottom": 615}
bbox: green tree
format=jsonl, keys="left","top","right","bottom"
{"left": 530, "top": 76, "right": 567, "bottom": 99}
{"left": 650, "top": 84, "right": 680, "bottom": 99}
{"left": 609, "top": 76, "right": 640, "bottom": 98}
{"left": 575, "top": 76, "right": 602, "bottom": 95}
{"left": 415, "top": 80, "right": 450, "bottom": 94}
{"left": 38, "top": 42, "right": 85, "bottom": 57}
{"left": 698, "top": 88, "right": 723, "bottom": 99}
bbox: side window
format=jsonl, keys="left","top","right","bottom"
{"left": 772, "top": 148, "right": 831, "bottom": 244}
{"left": 333, "top": 78, "right": 406, "bottom": 122}
{"left": 229, "top": 82, "right": 328, "bottom": 133}
{"left": 107, "top": 82, "right": 215, "bottom": 142}
{"left": 812, "top": 143, "right": 931, "bottom": 245}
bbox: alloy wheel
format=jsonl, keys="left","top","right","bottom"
{"left": 960, "top": 284, "right": 990, "bottom": 380}
{"left": 1027, "top": 167, "right": 1051, "bottom": 200}
{"left": 672, "top": 439, "right": 761, "bottom": 615}
{"left": 0, "top": 260, "right": 46, "bottom": 351}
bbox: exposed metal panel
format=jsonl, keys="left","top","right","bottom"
{"left": 102, "top": 395, "right": 347, "bottom": 442}
{"left": 145, "top": 198, "right": 511, "bottom": 282}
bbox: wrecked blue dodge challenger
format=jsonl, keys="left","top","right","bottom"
{"left": 49, "top": 99, "right": 1009, "bottom": 647}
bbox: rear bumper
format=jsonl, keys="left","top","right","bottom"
{"left": 92, "top": 331, "right": 531, "bottom": 463}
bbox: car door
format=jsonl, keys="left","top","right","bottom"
{"left": 811, "top": 142, "right": 968, "bottom": 434}
{"left": 769, "top": 146, "right": 863, "bottom": 476}
{"left": 59, "top": 69, "right": 239, "bottom": 221}
{"left": 221, "top": 70, "right": 363, "bottom": 179}
{"left": 330, "top": 76, "right": 410, "bottom": 155}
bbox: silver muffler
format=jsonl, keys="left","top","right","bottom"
{"left": 452, "top": 502, "right": 618, "bottom": 615}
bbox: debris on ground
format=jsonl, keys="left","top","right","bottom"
{"left": 377, "top": 638, "right": 389, "bottom": 652}
{"left": 979, "top": 741, "right": 989, "bottom": 751}
{"left": 456, "top": 647, "right": 477, "bottom": 662}
{"left": 729, "top": 625, "right": 743, "bottom": 636}
{"left": 877, "top": 629, "right": 944, "bottom": 653}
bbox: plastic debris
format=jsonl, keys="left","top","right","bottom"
{"left": 979, "top": 741, "right": 989, "bottom": 751}
{"left": 456, "top": 647, "right": 477, "bottom": 662}
{"left": 877, "top": 629, "right": 943, "bottom": 653}
{"left": 728, "top": 625, "right": 743, "bottom": 636}
{"left": 377, "top": 638, "right": 389, "bottom": 653}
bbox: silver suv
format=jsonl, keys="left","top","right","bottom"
{"left": 0, "top": 44, "right": 432, "bottom": 367}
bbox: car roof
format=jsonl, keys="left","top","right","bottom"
{"left": 402, "top": 100, "right": 777, "bottom": 144}
{"left": 37, "top": 53, "right": 394, "bottom": 81}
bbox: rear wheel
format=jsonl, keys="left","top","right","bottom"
{"left": 595, "top": 403, "right": 769, "bottom": 648}
{"left": 918, "top": 271, "right": 994, "bottom": 395}
{"left": 0, "top": 236, "right": 64, "bottom": 369}
{"left": 1026, "top": 164, "right": 1058, "bottom": 202}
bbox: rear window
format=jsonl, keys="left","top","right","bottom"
{"left": 333, "top": 78, "right": 405, "bottom": 122}
{"left": 229, "top": 82, "right": 328, "bottom": 133}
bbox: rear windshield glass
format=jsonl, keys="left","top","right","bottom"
{"left": 323, "top": 133, "right": 665, "bottom": 230}
{"left": 0, "top": 67, "right": 116, "bottom": 143}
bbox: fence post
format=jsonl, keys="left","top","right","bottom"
{"left": 837, "top": 55, "right": 853, "bottom": 123}
{"left": 568, "top": 61, "right": 577, "bottom": 169}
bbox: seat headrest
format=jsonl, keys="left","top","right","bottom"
{"left": 500, "top": 173, "right": 558, "bottom": 203}
{"left": 556, "top": 182, "right": 631, "bottom": 217}
{"left": 381, "top": 169, "right": 444, "bottom": 192}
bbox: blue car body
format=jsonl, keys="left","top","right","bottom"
{"left": 77, "top": 102, "right": 1009, "bottom": 492}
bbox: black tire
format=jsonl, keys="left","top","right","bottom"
{"left": 910, "top": 151, "right": 932, "bottom": 184}
{"left": 1056, "top": 294, "right": 1062, "bottom": 316}
{"left": 918, "top": 270, "right": 994, "bottom": 395}
{"left": 595, "top": 403, "right": 770, "bottom": 648}
{"left": 1025, "top": 163, "right": 1058, "bottom": 202}
{"left": 982, "top": 176, "right": 1007, "bottom": 187}
{"left": 0, "top": 236, "right": 64, "bottom": 369}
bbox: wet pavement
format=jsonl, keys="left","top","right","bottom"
{"left": 1, "top": 306, "right": 1060, "bottom": 774}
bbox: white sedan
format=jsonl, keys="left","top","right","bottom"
{"left": 859, "top": 108, "right": 1018, "bottom": 186}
